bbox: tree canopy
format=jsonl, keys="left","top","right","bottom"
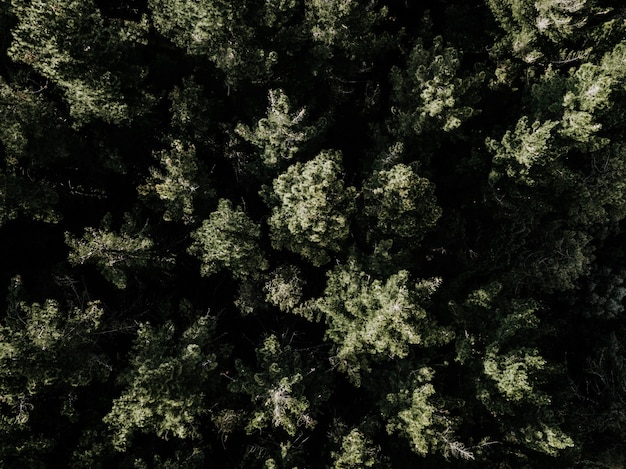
{"left": 1, "top": 0, "right": 626, "bottom": 467}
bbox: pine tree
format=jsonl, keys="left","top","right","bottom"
{"left": 104, "top": 313, "right": 218, "bottom": 452}
{"left": 65, "top": 212, "right": 155, "bottom": 289}
{"left": 0, "top": 278, "right": 108, "bottom": 465}
{"left": 188, "top": 198, "right": 268, "bottom": 279}
{"left": 317, "top": 257, "right": 450, "bottom": 385}
{"left": 265, "top": 150, "right": 356, "bottom": 266}
{"left": 9, "top": 0, "right": 152, "bottom": 126}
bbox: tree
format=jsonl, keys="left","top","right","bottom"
{"left": 138, "top": 139, "right": 207, "bottom": 224}
{"left": 167, "top": 78, "right": 215, "bottom": 148}
{"left": 104, "top": 312, "right": 218, "bottom": 452}
{"left": 484, "top": 42, "right": 626, "bottom": 293}
{"left": 381, "top": 368, "right": 445, "bottom": 457}
{"left": 223, "top": 334, "right": 330, "bottom": 467}
{"left": 0, "top": 277, "right": 108, "bottom": 465}
{"left": 452, "top": 284, "right": 575, "bottom": 460}
{"left": 316, "top": 258, "right": 450, "bottom": 385}
{"left": 363, "top": 160, "right": 441, "bottom": 241}
{"left": 65, "top": 212, "right": 155, "bottom": 289}
{"left": 389, "top": 36, "right": 484, "bottom": 139}
{"left": 2, "top": 0, "right": 626, "bottom": 466}
{"left": 148, "top": 0, "right": 275, "bottom": 86}
{"left": 569, "top": 329, "right": 626, "bottom": 466}
{"left": 235, "top": 89, "right": 323, "bottom": 170}
{"left": 264, "top": 265, "right": 304, "bottom": 313}
{"left": 9, "top": 0, "right": 152, "bottom": 126}
{"left": 304, "top": 0, "right": 389, "bottom": 67}
{"left": 265, "top": 150, "right": 356, "bottom": 266}
{"left": 485, "top": 0, "right": 606, "bottom": 64}
{"left": 188, "top": 198, "right": 268, "bottom": 279}
{"left": 330, "top": 426, "right": 389, "bottom": 468}
{"left": 0, "top": 77, "right": 67, "bottom": 225}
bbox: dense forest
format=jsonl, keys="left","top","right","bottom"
{"left": 1, "top": 0, "right": 626, "bottom": 466}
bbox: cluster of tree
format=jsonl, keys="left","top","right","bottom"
{"left": 1, "top": 0, "right": 625, "bottom": 466}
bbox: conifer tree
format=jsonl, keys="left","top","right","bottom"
{"left": 104, "top": 313, "right": 218, "bottom": 452}
{"left": 265, "top": 150, "right": 356, "bottom": 266}
{"left": 317, "top": 258, "right": 450, "bottom": 385}
{"left": 0, "top": 278, "right": 108, "bottom": 465}
{"left": 9, "top": 0, "right": 152, "bottom": 126}
{"left": 1, "top": 0, "right": 626, "bottom": 466}
{"left": 65, "top": 212, "right": 155, "bottom": 289}
{"left": 235, "top": 89, "right": 323, "bottom": 170}
{"left": 188, "top": 198, "right": 268, "bottom": 279}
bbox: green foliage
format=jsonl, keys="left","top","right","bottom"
{"left": 364, "top": 160, "right": 441, "bottom": 240}
{"left": 0, "top": 169, "right": 59, "bottom": 226}
{"left": 0, "top": 78, "right": 65, "bottom": 225}
{"left": 234, "top": 277, "right": 268, "bottom": 316}
{"left": 235, "top": 89, "right": 322, "bottom": 169}
{"left": 454, "top": 285, "right": 547, "bottom": 392}
{"left": 486, "top": 0, "right": 536, "bottom": 61}
{"left": 260, "top": 0, "right": 298, "bottom": 29}
{"left": 330, "top": 427, "right": 387, "bottom": 468}
{"left": 223, "top": 335, "right": 329, "bottom": 467}
{"left": 317, "top": 259, "right": 450, "bottom": 384}
{"left": 483, "top": 347, "right": 549, "bottom": 404}
{"left": 0, "top": 278, "right": 107, "bottom": 463}
{"left": 453, "top": 285, "right": 575, "bottom": 458}
{"left": 486, "top": 0, "right": 601, "bottom": 63}
{"left": 523, "top": 230, "right": 592, "bottom": 292}
{"left": 266, "top": 150, "right": 356, "bottom": 266}
{"left": 488, "top": 117, "right": 561, "bottom": 185}
{"left": 104, "top": 314, "right": 217, "bottom": 451}
{"left": 305, "top": 0, "right": 388, "bottom": 62}
{"left": 138, "top": 139, "right": 207, "bottom": 224}
{"left": 519, "top": 421, "right": 574, "bottom": 456}
{"left": 0, "top": 77, "right": 67, "bottom": 164}
{"left": 534, "top": 0, "right": 594, "bottom": 42}
{"left": 390, "top": 36, "right": 483, "bottom": 137}
{"left": 572, "top": 330, "right": 626, "bottom": 465}
{"left": 264, "top": 265, "right": 304, "bottom": 313}
{"left": 168, "top": 78, "right": 215, "bottom": 146}
{"left": 66, "top": 212, "right": 155, "bottom": 288}
{"left": 2, "top": 0, "right": 626, "bottom": 466}
{"left": 380, "top": 367, "right": 461, "bottom": 458}
{"left": 486, "top": 42, "right": 626, "bottom": 294}
{"left": 384, "top": 380, "right": 436, "bottom": 455}
{"left": 149, "top": 0, "right": 275, "bottom": 86}
{"left": 0, "top": 282, "right": 106, "bottom": 406}
{"left": 188, "top": 198, "right": 268, "bottom": 279}
{"left": 228, "top": 335, "right": 325, "bottom": 438}
{"left": 581, "top": 265, "right": 626, "bottom": 319}
{"left": 133, "top": 447, "right": 206, "bottom": 469}
{"left": 8, "top": 0, "right": 151, "bottom": 126}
